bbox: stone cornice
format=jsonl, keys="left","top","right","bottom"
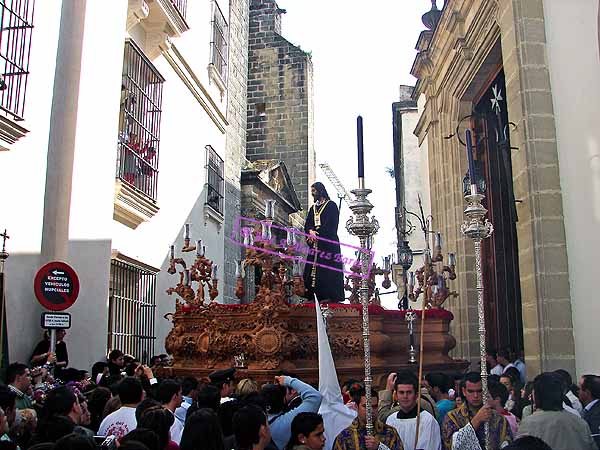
{"left": 162, "top": 44, "right": 229, "bottom": 134}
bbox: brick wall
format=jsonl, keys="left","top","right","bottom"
{"left": 223, "top": 0, "right": 250, "bottom": 304}
{"left": 246, "top": 0, "right": 315, "bottom": 210}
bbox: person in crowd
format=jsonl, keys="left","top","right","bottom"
{"left": 442, "top": 372, "right": 513, "bottom": 450}
{"left": 341, "top": 380, "right": 359, "bottom": 405}
{"left": 520, "top": 382, "right": 535, "bottom": 420}
{"left": 179, "top": 408, "right": 224, "bottom": 450}
{"left": 157, "top": 379, "right": 184, "bottom": 445}
{"left": 261, "top": 375, "right": 322, "bottom": 450}
{"left": 0, "top": 386, "right": 18, "bottom": 446}
{"left": 137, "top": 407, "right": 177, "bottom": 450}
{"left": 102, "top": 395, "right": 122, "bottom": 420}
{"left": 554, "top": 369, "right": 583, "bottom": 414}
{"left": 219, "top": 399, "right": 241, "bottom": 449}
{"left": 174, "top": 377, "right": 198, "bottom": 424}
{"left": 187, "top": 384, "right": 220, "bottom": 417}
{"left": 332, "top": 384, "right": 402, "bottom": 450}
{"left": 86, "top": 386, "right": 111, "bottom": 433}
{"left": 497, "top": 349, "right": 513, "bottom": 373}
{"left": 518, "top": 372, "right": 596, "bottom": 450}
{"left": 209, "top": 368, "right": 236, "bottom": 404}
{"left": 378, "top": 372, "right": 437, "bottom": 423}
{"left": 98, "top": 377, "right": 144, "bottom": 438}
{"left": 285, "top": 412, "right": 325, "bottom": 450}
{"left": 107, "top": 350, "right": 125, "bottom": 377}
{"left": 30, "top": 330, "right": 69, "bottom": 371}
{"left": 579, "top": 374, "right": 600, "bottom": 448}
{"left": 426, "top": 372, "right": 455, "bottom": 425}
{"left": 280, "top": 372, "right": 302, "bottom": 413}
{"left": 489, "top": 380, "right": 519, "bottom": 436}
{"left": 381, "top": 371, "right": 440, "bottom": 450}
{"left": 5, "top": 364, "right": 33, "bottom": 410}
{"left": 487, "top": 351, "right": 504, "bottom": 377}
{"left": 135, "top": 399, "right": 161, "bottom": 423}
{"left": 91, "top": 362, "right": 109, "bottom": 387}
{"left": 51, "top": 432, "right": 96, "bottom": 450}
{"left": 500, "top": 369, "right": 523, "bottom": 417}
{"left": 120, "top": 428, "right": 161, "bottom": 450}
{"left": 232, "top": 405, "right": 272, "bottom": 450}
{"left": 503, "top": 436, "right": 553, "bottom": 450}
{"left": 237, "top": 379, "right": 259, "bottom": 397}
{"left": 513, "top": 351, "right": 527, "bottom": 385}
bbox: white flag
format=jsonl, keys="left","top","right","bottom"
{"left": 316, "top": 303, "right": 357, "bottom": 450}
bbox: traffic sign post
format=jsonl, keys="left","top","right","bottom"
{"left": 34, "top": 261, "right": 79, "bottom": 311}
{"left": 34, "top": 261, "right": 79, "bottom": 371}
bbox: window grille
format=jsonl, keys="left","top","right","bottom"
{"left": 205, "top": 145, "right": 224, "bottom": 214}
{"left": 0, "top": 0, "right": 35, "bottom": 121}
{"left": 108, "top": 259, "right": 157, "bottom": 364}
{"left": 171, "top": 0, "right": 187, "bottom": 19}
{"left": 117, "top": 39, "right": 164, "bottom": 201}
{"left": 210, "top": 0, "right": 228, "bottom": 81}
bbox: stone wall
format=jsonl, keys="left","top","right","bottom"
{"left": 246, "top": 0, "right": 315, "bottom": 211}
{"left": 223, "top": 0, "right": 250, "bottom": 304}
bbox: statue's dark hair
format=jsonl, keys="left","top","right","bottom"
{"left": 311, "top": 182, "right": 330, "bottom": 201}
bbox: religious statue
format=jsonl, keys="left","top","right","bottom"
{"left": 302, "top": 182, "right": 345, "bottom": 303}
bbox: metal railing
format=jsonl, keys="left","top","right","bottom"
{"left": 117, "top": 40, "right": 164, "bottom": 201}
{"left": 171, "top": 0, "right": 187, "bottom": 19}
{"left": 210, "top": 0, "right": 228, "bottom": 81}
{"left": 205, "top": 145, "right": 224, "bottom": 214}
{"left": 0, "top": 0, "right": 35, "bottom": 121}
{"left": 108, "top": 259, "right": 157, "bottom": 364}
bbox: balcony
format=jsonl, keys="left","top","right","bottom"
{"left": 114, "top": 40, "right": 164, "bottom": 228}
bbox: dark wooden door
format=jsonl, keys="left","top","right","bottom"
{"left": 472, "top": 70, "right": 524, "bottom": 355}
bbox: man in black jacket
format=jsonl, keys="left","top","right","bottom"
{"left": 579, "top": 374, "right": 600, "bottom": 447}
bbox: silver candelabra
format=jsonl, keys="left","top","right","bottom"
{"left": 405, "top": 309, "right": 417, "bottom": 364}
{"left": 461, "top": 184, "right": 493, "bottom": 449}
{"left": 346, "top": 181, "right": 379, "bottom": 434}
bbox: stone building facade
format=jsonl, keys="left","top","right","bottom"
{"left": 246, "top": 0, "right": 316, "bottom": 210}
{"left": 411, "top": 0, "right": 600, "bottom": 376}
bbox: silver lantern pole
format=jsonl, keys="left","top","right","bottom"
{"left": 461, "top": 134, "right": 493, "bottom": 449}
{"left": 346, "top": 116, "right": 380, "bottom": 435}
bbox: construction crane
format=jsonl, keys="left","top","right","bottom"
{"left": 318, "top": 162, "right": 353, "bottom": 211}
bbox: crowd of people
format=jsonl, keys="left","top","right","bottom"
{"left": 0, "top": 333, "right": 599, "bottom": 450}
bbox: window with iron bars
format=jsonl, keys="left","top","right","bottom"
{"left": 108, "top": 259, "right": 157, "bottom": 364}
{"left": 0, "top": 0, "right": 35, "bottom": 122}
{"left": 210, "top": 0, "right": 228, "bottom": 82}
{"left": 205, "top": 145, "right": 224, "bottom": 215}
{"left": 117, "top": 39, "right": 165, "bottom": 201}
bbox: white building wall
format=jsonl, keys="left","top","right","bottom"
{"left": 543, "top": 0, "right": 600, "bottom": 375}
{"left": 0, "top": 0, "right": 231, "bottom": 369}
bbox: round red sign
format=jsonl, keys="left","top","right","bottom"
{"left": 34, "top": 261, "right": 80, "bottom": 311}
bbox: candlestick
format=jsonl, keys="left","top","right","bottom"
{"left": 465, "top": 129, "right": 476, "bottom": 187}
{"left": 184, "top": 224, "right": 190, "bottom": 240}
{"left": 435, "top": 232, "right": 442, "bottom": 250}
{"left": 408, "top": 271, "right": 415, "bottom": 288}
{"left": 449, "top": 252, "right": 456, "bottom": 267}
{"left": 212, "top": 264, "right": 218, "bottom": 279}
{"left": 196, "top": 240, "right": 202, "bottom": 257}
{"left": 286, "top": 229, "right": 294, "bottom": 247}
{"left": 235, "top": 260, "right": 241, "bottom": 278}
{"left": 170, "top": 245, "right": 175, "bottom": 260}
{"left": 183, "top": 269, "right": 190, "bottom": 286}
{"left": 383, "top": 256, "right": 390, "bottom": 271}
{"left": 357, "top": 116, "right": 365, "bottom": 179}
{"left": 201, "top": 246, "right": 205, "bottom": 257}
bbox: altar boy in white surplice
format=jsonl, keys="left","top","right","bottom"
{"left": 382, "top": 370, "right": 442, "bottom": 450}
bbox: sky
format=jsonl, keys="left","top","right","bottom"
{"left": 280, "top": 1, "right": 426, "bottom": 308}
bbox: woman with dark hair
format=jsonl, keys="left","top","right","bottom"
{"left": 285, "top": 412, "right": 325, "bottom": 450}
{"left": 302, "top": 182, "right": 345, "bottom": 303}
{"left": 179, "top": 409, "right": 224, "bottom": 450}
{"left": 137, "top": 407, "right": 177, "bottom": 450}
{"left": 86, "top": 387, "right": 112, "bottom": 433}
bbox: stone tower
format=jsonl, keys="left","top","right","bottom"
{"left": 246, "top": 0, "right": 315, "bottom": 211}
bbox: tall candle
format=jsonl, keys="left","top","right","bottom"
{"left": 184, "top": 223, "right": 190, "bottom": 240}
{"left": 270, "top": 200, "right": 277, "bottom": 219}
{"left": 357, "top": 116, "right": 365, "bottom": 179}
{"left": 286, "top": 229, "right": 293, "bottom": 247}
{"left": 235, "top": 261, "right": 240, "bottom": 278}
{"left": 212, "top": 264, "right": 218, "bottom": 279}
{"left": 170, "top": 245, "right": 175, "bottom": 259}
{"left": 408, "top": 271, "right": 415, "bottom": 288}
{"left": 435, "top": 232, "right": 442, "bottom": 250}
{"left": 465, "top": 129, "right": 476, "bottom": 187}
{"left": 196, "top": 240, "right": 202, "bottom": 256}
{"left": 264, "top": 202, "right": 270, "bottom": 218}
{"left": 184, "top": 269, "right": 190, "bottom": 286}
{"left": 201, "top": 245, "right": 205, "bottom": 257}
